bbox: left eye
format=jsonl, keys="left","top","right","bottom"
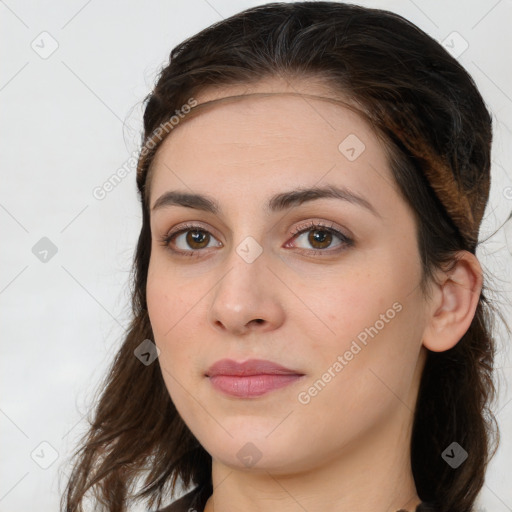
{"left": 288, "top": 222, "right": 352, "bottom": 252}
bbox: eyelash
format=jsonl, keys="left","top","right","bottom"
{"left": 157, "top": 221, "right": 354, "bottom": 258}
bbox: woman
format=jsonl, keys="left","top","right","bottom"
{"left": 62, "top": 2, "right": 507, "bottom": 512}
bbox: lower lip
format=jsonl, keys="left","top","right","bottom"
{"left": 208, "top": 374, "right": 304, "bottom": 398}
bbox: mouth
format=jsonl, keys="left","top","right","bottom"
{"left": 205, "top": 358, "right": 305, "bottom": 398}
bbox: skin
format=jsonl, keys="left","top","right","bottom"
{"left": 145, "top": 77, "right": 482, "bottom": 512}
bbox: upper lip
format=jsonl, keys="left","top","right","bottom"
{"left": 206, "top": 358, "right": 303, "bottom": 377}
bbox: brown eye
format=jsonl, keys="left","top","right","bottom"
{"left": 159, "top": 224, "right": 223, "bottom": 256}
{"left": 185, "top": 230, "right": 210, "bottom": 249}
{"left": 289, "top": 221, "right": 352, "bottom": 254}
{"left": 307, "top": 229, "right": 333, "bottom": 249}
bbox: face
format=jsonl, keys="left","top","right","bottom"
{"left": 146, "top": 77, "right": 429, "bottom": 475}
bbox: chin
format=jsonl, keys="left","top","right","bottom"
{"left": 195, "top": 420, "right": 314, "bottom": 469}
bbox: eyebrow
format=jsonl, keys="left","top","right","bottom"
{"left": 151, "top": 184, "right": 380, "bottom": 217}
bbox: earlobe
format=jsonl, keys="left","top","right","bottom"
{"left": 422, "top": 252, "right": 483, "bottom": 353}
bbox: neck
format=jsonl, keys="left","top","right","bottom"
{"left": 203, "top": 404, "right": 421, "bottom": 512}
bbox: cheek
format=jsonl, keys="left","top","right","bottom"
{"left": 146, "top": 256, "right": 194, "bottom": 338}
{"left": 311, "top": 248, "right": 425, "bottom": 387}
{"left": 320, "top": 258, "right": 418, "bottom": 340}
{"left": 146, "top": 258, "right": 208, "bottom": 377}
{"left": 146, "top": 275, "right": 172, "bottom": 339}
{"left": 302, "top": 299, "right": 424, "bottom": 431}
{"left": 146, "top": 270, "right": 195, "bottom": 407}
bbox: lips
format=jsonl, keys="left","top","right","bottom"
{"left": 205, "top": 358, "right": 303, "bottom": 377}
{"left": 205, "top": 358, "right": 305, "bottom": 398}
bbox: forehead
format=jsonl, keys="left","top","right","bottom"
{"left": 148, "top": 79, "right": 397, "bottom": 212}
{"left": 150, "top": 76, "right": 378, "bottom": 162}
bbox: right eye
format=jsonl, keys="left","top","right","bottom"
{"left": 158, "top": 223, "right": 223, "bottom": 257}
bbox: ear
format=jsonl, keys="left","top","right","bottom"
{"left": 422, "top": 251, "right": 483, "bottom": 352}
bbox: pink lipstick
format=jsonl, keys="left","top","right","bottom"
{"left": 206, "top": 358, "right": 305, "bottom": 398}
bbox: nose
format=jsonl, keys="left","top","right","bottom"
{"left": 206, "top": 248, "right": 286, "bottom": 336}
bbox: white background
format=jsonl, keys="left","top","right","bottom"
{"left": 1, "top": 0, "right": 511, "bottom": 510}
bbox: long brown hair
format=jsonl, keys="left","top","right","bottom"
{"left": 61, "top": 2, "right": 507, "bottom": 511}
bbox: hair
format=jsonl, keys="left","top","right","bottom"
{"left": 61, "top": 2, "right": 508, "bottom": 512}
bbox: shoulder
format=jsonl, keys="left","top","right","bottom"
{"left": 153, "top": 488, "right": 200, "bottom": 512}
